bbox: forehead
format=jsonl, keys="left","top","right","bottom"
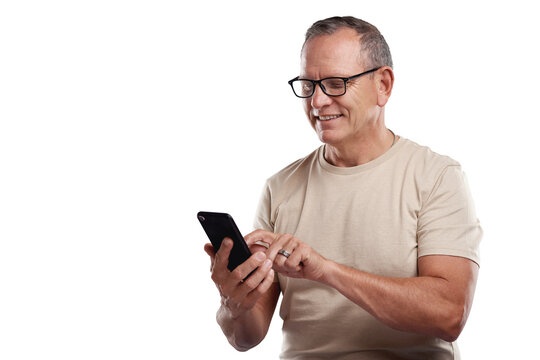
{"left": 300, "top": 27, "right": 364, "bottom": 78}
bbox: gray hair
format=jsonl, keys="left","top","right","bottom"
{"left": 303, "top": 16, "right": 393, "bottom": 69}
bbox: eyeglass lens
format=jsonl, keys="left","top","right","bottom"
{"left": 292, "top": 78, "right": 346, "bottom": 97}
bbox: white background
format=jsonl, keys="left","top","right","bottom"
{"left": 1, "top": 1, "right": 539, "bottom": 359}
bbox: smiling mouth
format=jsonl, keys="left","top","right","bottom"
{"left": 317, "top": 114, "right": 342, "bottom": 121}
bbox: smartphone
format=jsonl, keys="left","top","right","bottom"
{"left": 197, "top": 211, "right": 252, "bottom": 271}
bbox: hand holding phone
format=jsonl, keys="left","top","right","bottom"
{"left": 200, "top": 212, "right": 277, "bottom": 322}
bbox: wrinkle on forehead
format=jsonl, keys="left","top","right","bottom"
{"left": 300, "top": 28, "right": 368, "bottom": 78}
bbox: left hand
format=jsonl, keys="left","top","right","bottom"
{"left": 244, "top": 229, "right": 328, "bottom": 281}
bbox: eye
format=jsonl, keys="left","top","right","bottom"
{"left": 322, "top": 78, "right": 345, "bottom": 90}
{"left": 293, "top": 80, "right": 314, "bottom": 97}
{"left": 301, "top": 81, "right": 313, "bottom": 91}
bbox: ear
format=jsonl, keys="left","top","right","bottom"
{"left": 376, "top": 66, "right": 394, "bottom": 107}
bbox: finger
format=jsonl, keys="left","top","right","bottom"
{"left": 237, "top": 258, "right": 273, "bottom": 297}
{"left": 283, "top": 244, "right": 304, "bottom": 273}
{"left": 229, "top": 251, "right": 267, "bottom": 283}
{"left": 203, "top": 243, "right": 216, "bottom": 271}
{"left": 204, "top": 243, "right": 215, "bottom": 259}
{"left": 267, "top": 233, "right": 295, "bottom": 262}
{"left": 223, "top": 256, "right": 271, "bottom": 308}
{"left": 249, "top": 241, "right": 269, "bottom": 254}
{"left": 244, "top": 229, "right": 278, "bottom": 246}
{"left": 210, "top": 239, "right": 234, "bottom": 287}
{"left": 244, "top": 269, "right": 275, "bottom": 307}
{"left": 214, "top": 238, "right": 234, "bottom": 273}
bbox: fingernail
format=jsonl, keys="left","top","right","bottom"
{"left": 263, "top": 259, "right": 272, "bottom": 268}
{"left": 254, "top": 252, "right": 266, "bottom": 261}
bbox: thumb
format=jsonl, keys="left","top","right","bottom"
{"left": 214, "top": 238, "right": 233, "bottom": 271}
{"left": 204, "top": 243, "right": 216, "bottom": 259}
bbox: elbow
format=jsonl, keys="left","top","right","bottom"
{"left": 229, "top": 337, "right": 262, "bottom": 352}
{"left": 440, "top": 329, "right": 461, "bottom": 343}
{"left": 231, "top": 343, "right": 254, "bottom": 352}
{"left": 439, "top": 304, "right": 468, "bottom": 343}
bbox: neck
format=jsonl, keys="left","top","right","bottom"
{"left": 324, "top": 127, "right": 396, "bottom": 167}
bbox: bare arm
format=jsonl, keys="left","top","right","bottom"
{"left": 245, "top": 230, "right": 479, "bottom": 342}
{"left": 320, "top": 255, "right": 478, "bottom": 342}
{"left": 216, "top": 282, "right": 280, "bottom": 351}
{"left": 204, "top": 239, "right": 280, "bottom": 351}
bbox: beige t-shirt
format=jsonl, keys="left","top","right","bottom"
{"left": 253, "top": 137, "right": 482, "bottom": 360}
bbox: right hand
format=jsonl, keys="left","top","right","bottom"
{"left": 204, "top": 238, "right": 275, "bottom": 318}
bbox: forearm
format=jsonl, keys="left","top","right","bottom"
{"left": 216, "top": 300, "right": 270, "bottom": 351}
{"left": 205, "top": 239, "right": 279, "bottom": 352}
{"left": 320, "top": 260, "right": 466, "bottom": 342}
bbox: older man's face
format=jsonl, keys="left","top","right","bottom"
{"left": 301, "top": 28, "right": 380, "bottom": 147}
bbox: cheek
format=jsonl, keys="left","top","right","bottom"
{"left": 338, "top": 99, "right": 362, "bottom": 120}
{"left": 303, "top": 101, "right": 315, "bottom": 126}
{"left": 302, "top": 99, "right": 310, "bottom": 115}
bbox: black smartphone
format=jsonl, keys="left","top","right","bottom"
{"left": 197, "top": 211, "right": 252, "bottom": 271}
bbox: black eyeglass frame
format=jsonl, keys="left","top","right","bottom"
{"left": 288, "top": 67, "right": 382, "bottom": 98}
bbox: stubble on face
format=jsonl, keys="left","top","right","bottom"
{"left": 300, "top": 28, "right": 379, "bottom": 147}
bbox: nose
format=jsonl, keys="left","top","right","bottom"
{"left": 310, "top": 83, "right": 332, "bottom": 110}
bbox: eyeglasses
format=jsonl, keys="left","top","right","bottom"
{"left": 288, "top": 67, "right": 381, "bottom": 98}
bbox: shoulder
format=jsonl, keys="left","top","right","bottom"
{"left": 265, "top": 146, "right": 321, "bottom": 191}
{"left": 398, "top": 137, "right": 461, "bottom": 180}
{"left": 399, "top": 137, "right": 460, "bottom": 168}
{"left": 396, "top": 137, "right": 468, "bottom": 206}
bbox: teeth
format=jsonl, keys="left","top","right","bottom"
{"left": 318, "top": 115, "right": 341, "bottom": 121}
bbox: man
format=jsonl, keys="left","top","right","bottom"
{"left": 204, "top": 16, "right": 481, "bottom": 359}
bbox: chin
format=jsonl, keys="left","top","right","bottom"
{"left": 317, "top": 130, "right": 342, "bottom": 145}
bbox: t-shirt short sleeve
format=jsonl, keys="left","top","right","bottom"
{"left": 252, "top": 181, "right": 281, "bottom": 283}
{"left": 253, "top": 180, "right": 274, "bottom": 232}
{"left": 417, "top": 165, "right": 482, "bottom": 265}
